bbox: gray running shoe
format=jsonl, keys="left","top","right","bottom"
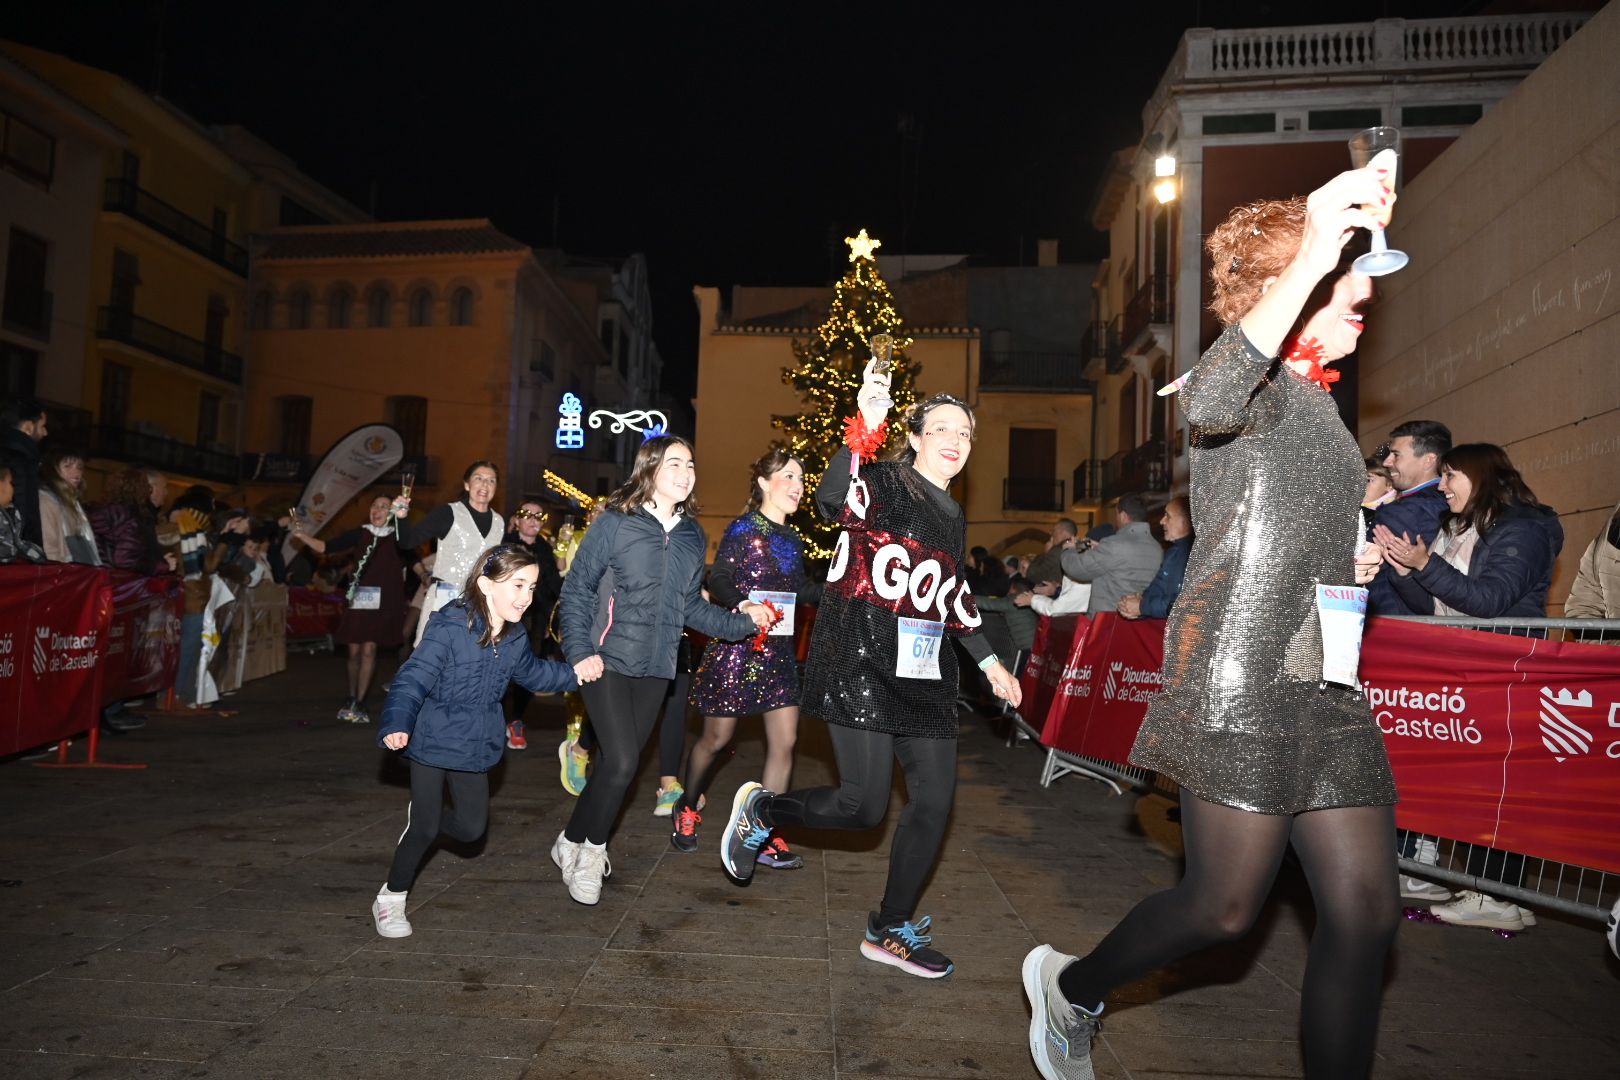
{"left": 1022, "top": 944, "right": 1100, "bottom": 1080}
{"left": 720, "top": 781, "right": 772, "bottom": 883}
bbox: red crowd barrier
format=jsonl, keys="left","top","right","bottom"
{"left": 1024, "top": 612, "right": 1620, "bottom": 876}
{"left": 286, "top": 586, "right": 345, "bottom": 638}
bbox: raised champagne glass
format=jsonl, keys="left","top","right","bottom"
{"left": 868, "top": 333, "right": 895, "bottom": 412}
{"left": 398, "top": 462, "right": 416, "bottom": 501}
{"left": 1347, "top": 126, "right": 1409, "bottom": 276}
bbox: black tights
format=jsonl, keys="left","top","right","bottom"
{"left": 572, "top": 673, "right": 689, "bottom": 780}
{"left": 761, "top": 724, "right": 956, "bottom": 926}
{"left": 565, "top": 671, "right": 672, "bottom": 844}
{"left": 1058, "top": 794, "right": 1399, "bottom": 1080}
{"left": 385, "top": 760, "right": 490, "bottom": 892}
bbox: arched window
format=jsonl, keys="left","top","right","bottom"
{"left": 408, "top": 288, "right": 433, "bottom": 327}
{"left": 327, "top": 286, "right": 353, "bottom": 329}
{"left": 449, "top": 287, "right": 474, "bottom": 326}
{"left": 366, "top": 285, "right": 391, "bottom": 328}
{"left": 249, "top": 290, "right": 273, "bottom": 330}
{"left": 287, "top": 288, "right": 313, "bottom": 330}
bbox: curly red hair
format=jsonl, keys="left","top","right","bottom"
{"left": 1205, "top": 197, "right": 1308, "bottom": 327}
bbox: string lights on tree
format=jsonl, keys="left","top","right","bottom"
{"left": 773, "top": 228, "right": 919, "bottom": 557}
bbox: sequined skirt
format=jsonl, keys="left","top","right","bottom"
{"left": 689, "top": 637, "right": 800, "bottom": 717}
{"left": 799, "top": 594, "right": 960, "bottom": 738}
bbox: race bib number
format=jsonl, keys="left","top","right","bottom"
{"left": 749, "top": 590, "right": 796, "bottom": 637}
{"left": 350, "top": 586, "right": 382, "bottom": 611}
{"left": 1315, "top": 584, "right": 1369, "bottom": 688}
{"left": 895, "top": 617, "right": 944, "bottom": 680}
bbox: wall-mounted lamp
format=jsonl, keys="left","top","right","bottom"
{"left": 1154, "top": 154, "right": 1176, "bottom": 177}
{"left": 1153, "top": 178, "right": 1177, "bottom": 204}
{"left": 1153, "top": 154, "right": 1177, "bottom": 203}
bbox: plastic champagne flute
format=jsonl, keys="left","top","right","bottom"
{"left": 1347, "top": 126, "right": 1409, "bottom": 276}
{"left": 868, "top": 333, "right": 894, "bottom": 412}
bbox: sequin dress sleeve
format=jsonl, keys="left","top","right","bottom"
{"left": 1128, "top": 324, "right": 1397, "bottom": 814}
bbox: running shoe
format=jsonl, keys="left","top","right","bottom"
{"left": 1400, "top": 875, "right": 1451, "bottom": 902}
{"left": 861, "top": 913, "right": 954, "bottom": 978}
{"left": 336, "top": 701, "right": 356, "bottom": 722}
{"left": 371, "top": 889, "right": 413, "bottom": 939}
{"left": 558, "top": 737, "right": 589, "bottom": 796}
{"left": 653, "top": 782, "right": 683, "bottom": 817}
{"left": 506, "top": 721, "right": 528, "bottom": 750}
{"left": 1431, "top": 890, "right": 1526, "bottom": 931}
{"left": 671, "top": 805, "right": 701, "bottom": 853}
{"left": 1023, "top": 943, "right": 1101, "bottom": 1079}
{"left": 569, "top": 843, "right": 611, "bottom": 905}
{"left": 550, "top": 830, "right": 580, "bottom": 884}
{"left": 720, "top": 781, "right": 773, "bottom": 883}
{"left": 348, "top": 706, "right": 370, "bottom": 724}
{"left": 756, "top": 834, "right": 804, "bottom": 870}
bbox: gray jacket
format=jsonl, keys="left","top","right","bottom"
{"left": 1061, "top": 521, "right": 1163, "bottom": 614}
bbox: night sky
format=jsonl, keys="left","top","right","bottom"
{"left": 12, "top": 1, "right": 1486, "bottom": 393}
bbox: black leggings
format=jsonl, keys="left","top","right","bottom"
{"left": 574, "top": 672, "right": 688, "bottom": 779}
{"left": 385, "top": 759, "right": 490, "bottom": 892}
{"left": 761, "top": 723, "right": 956, "bottom": 926}
{"left": 565, "top": 671, "right": 673, "bottom": 844}
{"left": 1058, "top": 794, "right": 1399, "bottom": 1080}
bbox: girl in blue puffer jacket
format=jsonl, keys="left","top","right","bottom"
{"left": 370, "top": 544, "right": 577, "bottom": 939}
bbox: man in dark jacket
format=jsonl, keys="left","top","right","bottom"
{"left": 1120, "top": 496, "right": 1194, "bottom": 620}
{"left": 1, "top": 398, "right": 47, "bottom": 548}
{"left": 1368, "top": 419, "right": 1452, "bottom": 616}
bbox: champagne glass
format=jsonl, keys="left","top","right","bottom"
{"left": 1347, "top": 126, "right": 1409, "bottom": 276}
{"left": 868, "top": 333, "right": 894, "bottom": 412}
{"left": 398, "top": 462, "right": 416, "bottom": 500}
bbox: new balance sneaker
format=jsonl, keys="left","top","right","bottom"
{"left": 371, "top": 888, "right": 413, "bottom": 939}
{"left": 654, "top": 782, "right": 683, "bottom": 817}
{"left": 720, "top": 781, "right": 773, "bottom": 883}
{"left": 558, "top": 737, "right": 589, "bottom": 796}
{"left": 336, "top": 701, "right": 357, "bottom": 722}
{"left": 550, "top": 830, "right": 580, "bottom": 884}
{"left": 1022, "top": 944, "right": 1101, "bottom": 1080}
{"left": 670, "top": 806, "right": 702, "bottom": 853}
{"left": 506, "top": 721, "right": 528, "bottom": 751}
{"left": 349, "top": 706, "right": 370, "bottom": 724}
{"left": 1431, "top": 890, "right": 1526, "bottom": 931}
{"left": 756, "top": 834, "right": 804, "bottom": 870}
{"left": 861, "top": 913, "right": 954, "bottom": 978}
{"left": 1400, "top": 875, "right": 1452, "bottom": 902}
{"left": 569, "top": 842, "right": 611, "bottom": 905}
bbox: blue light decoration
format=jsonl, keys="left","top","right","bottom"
{"left": 588, "top": 408, "right": 670, "bottom": 441}
{"left": 556, "top": 393, "right": 585, "bottom": 449}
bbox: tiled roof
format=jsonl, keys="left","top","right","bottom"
{"left": 259, "top": 220, "right": 529, "bottom": 260}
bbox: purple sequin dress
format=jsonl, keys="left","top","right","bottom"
{"left": 690, "top": 511, "right": 814, "bottom": 717}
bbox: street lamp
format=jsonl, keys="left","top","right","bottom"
{"left": 1153, "top": 154, "right": 1177, "bottom": 204}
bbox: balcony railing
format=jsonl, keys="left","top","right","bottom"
{"left": 1003, "top": 478, "right": 1065, "bottom": 513}
{"left": 1122, "top": 273, "right": 1171, "bottom": 349}
{"left": 980, "top": 351, "right": 1094, "bottom": 393}
{"left": 1101, "top": 439, "right": 1170, "bottom": 503}
{"left": 1104, "top": 315, "right": 1128, "bottom": 375}
{"left": 72, "top": 425, "right": 239, "bottom": 486}
{"left": 1072, "top": 459, "right": 1101, "bottom": 504}
{"left": 1, "top": 284, "right": 51, "bottom": 341}
{"left": 103, "top": 178, "right": 248, "bottom": 277}
{"left": 97, "top": 306, "right": 243, "bottom": 384}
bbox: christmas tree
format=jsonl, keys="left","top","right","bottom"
{"left": 774, "top": 229, "right": 920, "bottom": 555}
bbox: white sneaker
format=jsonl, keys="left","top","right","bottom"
{"left": 371, "top": 889, "right": 412, "bottom": 938}
{"left": 1400, "top": 875, "right": 1452, "bottom": 902}
{"left": 1431, "top": 890, "right": 1525, "bottom": 931}
{"left": 1517, "top": 905, "right": 1538, "bottom": 927}
{"left": 568, "top": 842, "right": 611, "bottom": 905}
{"left": 551, "top": 831, "right": 580, "bottom": 885}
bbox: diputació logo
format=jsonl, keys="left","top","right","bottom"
{"left": 32, "top": 625, "right": 50, "bottom": 675}
{"left": 1538, "top": 687, "right": 1593, "bottom": 762}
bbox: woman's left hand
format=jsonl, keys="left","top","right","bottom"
{"left": 1373, "top": 525, "right": 1430, "bottom": 572}
{"left": 739, "top": 601, "right": 775, "bottom": 631}
{"left": 986, "top": 663, "right": 1022, "bottom": 708}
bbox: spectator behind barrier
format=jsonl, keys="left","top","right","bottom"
{"left": 1376, "top": 443, "right": 1563, "bottom": 619}
{"left": 974, "top": 573, "right": 1039, "bottom": 659}
{"left": 1024, "top": 517, "right": 1078, "bottom": 589}
{"left": 0, "top": 459, "right": 46, "bottom": 562}
{"left": 1368, "top": 419, "right": 1452, "bottom": 616}
{"left": 1361, "top": 457, "right": 1396, "bottom": 535}
{"left": 1120, "top": 495, "right": 1195, "bottom": 621}
{"left": 87, "top": 467, "right": 176, "bottom": 574}
{"left": 1059, "top": 492, "right": 1162, "bottom": 615}
{"left": 38, "top": 448, "right": 101, "bottom": 565}
{"left": 1564, "top": 495, "right": 1620, "bottom": 620}
{"left": 1, "top": 397, "right": 47, "bottom": 549}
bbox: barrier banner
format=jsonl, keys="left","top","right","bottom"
{"left": 286, "top": 586, "right": 345, "bottom": 638}
{"left": 1027, "top": 612, "right": 1620, "bottom": 875}
{"left": 100, "top": 570, "right": 182, "bottom": 704}
{"left": 1019, "top": 615, "right": 1086, "bottom": 735}
{"left": 0, "top": 564, "right": 110, "bottom": 755}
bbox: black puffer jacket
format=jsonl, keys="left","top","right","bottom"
{"left": 558, "top": 507, "right": 756, "bottom": 679}
{"left": 1389, "top": 503, "right": 1564, "bottom": 618}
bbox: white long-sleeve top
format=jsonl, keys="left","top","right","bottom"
{"left": 1031, "top": 576, "right": 1091, "bottom": 616}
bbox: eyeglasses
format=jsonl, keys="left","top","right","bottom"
{"left": 514, "top": 509, "right": 544, "bottom": 520}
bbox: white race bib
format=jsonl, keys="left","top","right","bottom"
{"left": 350, "top": 586, "right": 382, "bottom": 610}
{"left": 895, "top": 617, "right": 945, "bottom": 680}
{"left": 749, "top": 590, "right": 796, "bottom": 637}
{"left": 1315, "top": 584, "right": 1369, "bottom": 688}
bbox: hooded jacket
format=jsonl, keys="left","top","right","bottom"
{"left": 378, "top": 603, "right": 577, "bottom": 771}
{"left": 1388, "top": 503, "right": 1565, "bottom": 619}
{"left": 1564, "top": 499, "right": 1620, "bottom": 619}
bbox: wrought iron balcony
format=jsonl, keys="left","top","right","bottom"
{"left": 1101, "top": 439, "right": 1170, "bottom": 502}
{"left": 1104, "top": 316, "right": 1128, "bottom": 375}
{"left": 1122, "top": 273, "right": 1171, "bottom": 349}
{"left": 73, "top": 424, "right": 239, "bottom": 485}
{"left": 97, "top": 306, "right": 243, "bottom": 384}
{"left": 980, "top": 351, "right": 1094, "bottom": 393}
{"left": 103, "top": 178, "right": 248, "bottom": 277}
{"left": 1003, "top": 477, "right": 1066, "bottom": 513}
{"left": 1072, "top": 459, "right": 1101, "bottom": 505}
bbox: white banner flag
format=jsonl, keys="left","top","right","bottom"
{"left": 280, "top": 425, "right": 404, "bottom": 564}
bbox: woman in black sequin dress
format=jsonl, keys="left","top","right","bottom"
{"left": 1024, "top": 169, "right": 1399, "bottom": 1080}
{"left": 719, "top": 377, "right": 1023, "bottom": 980}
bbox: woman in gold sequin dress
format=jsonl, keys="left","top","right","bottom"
{"left": 1024, "top": 167, "right": 1399, "bottom": 1080}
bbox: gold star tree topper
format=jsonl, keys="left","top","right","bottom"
{"left": 844, "top": 228, "right": 881, "bottom": 262}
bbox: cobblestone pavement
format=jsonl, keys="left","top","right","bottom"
{"left": 3, "top": 654, "right": 1618, "bottom": 1078}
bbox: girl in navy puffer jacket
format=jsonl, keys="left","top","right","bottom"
{"left": 370, "top": 544, "right": 577, "bottom": 939}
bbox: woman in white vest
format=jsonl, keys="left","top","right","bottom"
{"left": 398, "top": 461, "right": 505, "bottom": 646}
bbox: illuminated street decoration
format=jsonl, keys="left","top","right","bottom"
{"left": 555, "top": 393, "right": 585, "bottom": 449}
{"left": 588, "top": 408, "right": 669, "bottom": 440}
{"left": 544, "top": 470, "right": 597, "bottom": 508}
